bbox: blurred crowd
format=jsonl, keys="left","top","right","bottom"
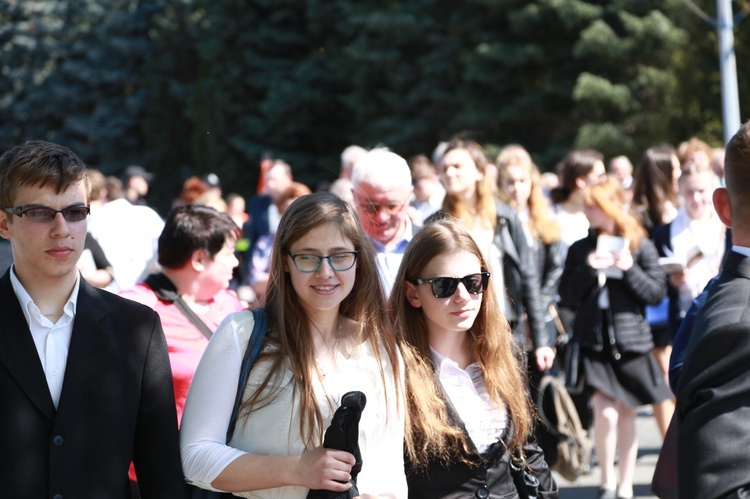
{"left": 0, "top": 133, "right": 728, "bottom": 499}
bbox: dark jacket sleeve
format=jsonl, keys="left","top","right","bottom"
{"left": 500, "top": 204, "right": 551, "bottom": 349}
{"left": 621, "top": 238, "right": 667, "bottom": 307}
{"left": 523, "top": 437, "right": 559, "bottom": 497}
{"left": 132, "top": 311, "right": 190, "bottom": 498}
{"left": 539, "top": 240, "right": 564, "bottom": 311}
{"left": 558, "top": 233, "right": 599, "bottom": 311}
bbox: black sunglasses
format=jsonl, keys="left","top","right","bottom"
{"left": 411, "top": 272, "right": 490, "bottom": 298}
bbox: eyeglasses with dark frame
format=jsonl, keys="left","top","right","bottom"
{"left": 411, "top": 272, "right": 490, "bottom": 298}
{"left": 3, "top": 205, "right": 90, "bottom": 223}
{"left": 289, "top": 251, "right": 358, "bottom": 273}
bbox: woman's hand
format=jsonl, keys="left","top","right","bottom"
{"left": 534, "top": 346, "right": 556, "bottom": 371}
{"left": 290, "top": 445, "right": 355, "bottom": 491}
{"left": 587, "top": 250, "right": 615, "bottom": 270}
{"left": 614, "top": 247, "right": 634, "bottom": 272}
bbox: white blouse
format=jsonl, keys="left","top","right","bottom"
{"left": 180, "top": 311, "right": 407, "bottom": 499}
{"left": 430, "top": 348, "right": 508, "bottom": 454}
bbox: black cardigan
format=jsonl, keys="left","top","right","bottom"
{"left": 558, "top": 230, "right": 666, "bottom": 354}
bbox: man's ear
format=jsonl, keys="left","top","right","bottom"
{"left": 191, "top": 250, "right": 207, "bottom": 271}
{"left": 713, "top": 187, "right": 732, "bottom": 228}
{"left": 0, "top": 213, "right": 10, "bottom": 239}
{"left": 404, "top": 281, "right": 422, "bottom": 309}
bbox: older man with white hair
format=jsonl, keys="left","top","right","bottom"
{"left": 351, "top": 148, "right": 413, "bottom": 295}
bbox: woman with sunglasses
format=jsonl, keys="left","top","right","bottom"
{"left": 181, "top": 192, "right": 406, "bottom": 498}
{"left": 390, "top": 216, "right": 557, "bottom": 498}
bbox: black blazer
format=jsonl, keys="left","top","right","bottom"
{"left": 677, "top": 251, "right": 750, "bottom": 498}
{"left": 0, "top": 271, "right": 189, "bottom": 498}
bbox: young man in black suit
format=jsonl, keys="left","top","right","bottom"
{"left": 0, "top": 141, "right": 188, "bottom": 498}
{"left": 677, "top": 121, "right": 750, "bottom": 498}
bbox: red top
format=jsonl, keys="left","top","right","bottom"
{"left": 120, "top": 283, "right": 244, "bottom": 483}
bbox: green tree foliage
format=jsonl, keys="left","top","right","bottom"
{"left": 1, "top": 0, "right": 747, "bottom": 210}
{"left": 570, "top": 3, "right": 686, "bottom": 159}
{"left": 0, "top": 0, "right": 158, "bottom": 172}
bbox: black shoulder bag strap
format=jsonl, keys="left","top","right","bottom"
{"left": 144, "top": 272, "right": 214, "bottom": 340}
{"left": 226, "top": 308, "right": 268, "bottom": 442}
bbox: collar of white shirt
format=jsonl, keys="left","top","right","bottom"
{"left": 10, "top": 265, "right": 80, "bottom": 325}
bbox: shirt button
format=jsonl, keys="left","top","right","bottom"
{"left": 52, "top": 369, "right": 59, "bottom": 376}
{"left": 53, "top": 494, "right": 63, "bottom": 499}
{"left": 53, "top": 435, "right": 64, "bottom": 446}
{"left": 474, "top": 485, "right": 489, "bottom": 498}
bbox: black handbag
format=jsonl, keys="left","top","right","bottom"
{"left": 563, "top": 340, "right": 584, "bottom": 395}
{"left": 190, "top": 308, "right": 269, "bottom": 499}
{"left": 510, "top": 451, "right": 540, "bottom": 499}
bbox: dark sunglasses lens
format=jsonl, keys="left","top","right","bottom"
{"left": 432, "top": 277, "right": 458, "bottom": 298}
{"left": 463, "top": 274, "right": 487, "bottom": 294}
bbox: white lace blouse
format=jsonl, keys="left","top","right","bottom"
{"left": 430, "top": 348, "right": 508, "bottom": 454}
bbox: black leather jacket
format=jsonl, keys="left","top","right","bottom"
{"left": 495, "top": 202, "right": 555, "bottom": 350}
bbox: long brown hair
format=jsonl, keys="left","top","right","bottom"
{"left": 439, "top": 137, "right": 497, "bottom": 230}
{"left": 496, "top": 151, "right": 560, "bottom": 245}
{"left": 631, "top": 144, "right": 680, "bottom": 226}
{"left": 240, "top": 192, "right": 401, "bottom": 448}
{"left": 389, "top": 217, "right": 531, "bottom": 469}
{"left": 582, "top": 177, "right": 646, "bottom": 252}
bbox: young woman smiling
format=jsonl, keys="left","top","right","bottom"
{"left": 181, "top": 192, "right": 406, "bottom": 498}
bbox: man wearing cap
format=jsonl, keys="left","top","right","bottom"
{"left": 123, "top": 164, "right": 154, "bottom": 207}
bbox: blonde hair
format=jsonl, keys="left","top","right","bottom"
{"left": 496, "top": 149, "right": 560, "bottom": 245}
{"left": 389, "top": 217, "right": 531, "bottom": 469}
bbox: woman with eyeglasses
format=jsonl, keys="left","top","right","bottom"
{"left": 181, "top": 192, "right": 406, "bottom": 498}
{"left": 390, "top": 216, "right": 557, "bottom": 498}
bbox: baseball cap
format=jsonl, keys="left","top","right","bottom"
{"left": 123, "top": 165, "right": 154, "bottom": 182}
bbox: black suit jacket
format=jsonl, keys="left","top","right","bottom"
{"left": 0, "top": 271, "right": 189, "bottom": 498}
{"left": 677, "top": 251, "right": 750, "bottom": 498}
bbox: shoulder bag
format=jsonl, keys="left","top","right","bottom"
{"left": 190, "top": 308, "right": 269, "bottom": 499}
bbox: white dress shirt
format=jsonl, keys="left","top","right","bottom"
{"left": 430, "top": 348, "right": 508, "bottom": 454}
{"left": 10, "top": 266, "right": 79, "bottom": 409}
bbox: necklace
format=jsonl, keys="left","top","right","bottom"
{"left": 42, "top": 312, "right": 64, "bottom": 318}
{"left": 315, "top": 320, "right": 342, "bottom": 379}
